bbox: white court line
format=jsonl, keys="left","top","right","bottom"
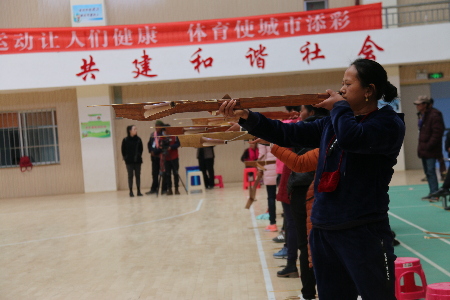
{"left": 0, "top": 198, "right": 204, "bottom": 248}
{"left": 394, "top": 238, "right": 450, "bottom": 278}
{"left": 388, "top": 211, "right": 450, "bottom": 278}
{"left": 388, "top": 211, "right": 450, "bottom": 246}
{"left": 249, "top": 205, "right": 276, "bottom": 300}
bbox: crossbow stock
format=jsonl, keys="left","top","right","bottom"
{"left": 244, "top": 160, "right": 276, "bottom": 209}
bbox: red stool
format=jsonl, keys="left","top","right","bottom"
{"left": 214, "top": 175, "right": 224, "bottom": 188}
{"left": 426, "top": 282, "right": 450, "bottom": 300}
{"left": 243, "top": 168, "right": 260, "bottom": 190}
{"left": 395, "top": 257, "right": 427, "bottom": 300}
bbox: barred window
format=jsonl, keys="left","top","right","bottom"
{"left": 0, "top": 109, "right": 59, "bottom": 168}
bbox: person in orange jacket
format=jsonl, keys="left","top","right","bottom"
{"left": 271, "top": 104, "right": 328, "bottom": 300}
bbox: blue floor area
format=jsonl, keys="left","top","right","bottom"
{"left": 388, "top": 184, "right": 450, "bottom": 285}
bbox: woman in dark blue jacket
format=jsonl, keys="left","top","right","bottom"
{"left": 218, "top": 59, "right": 405, "bottom": 300}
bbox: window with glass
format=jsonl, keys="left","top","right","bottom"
{"left": 305, "top": 0, "right": 328, "bottom": 11}
{"left": 0, "top": 109, "right": 59, "bottom": 168}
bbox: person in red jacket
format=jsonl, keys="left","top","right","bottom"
{"left": 160, "top": 124, "right": 181, "bottom": 195}
{"left": 240, "top": 141, "right": 259, "bottom": 163}
{"left": 414, "top": 95, "right": 445, "bottom": 200}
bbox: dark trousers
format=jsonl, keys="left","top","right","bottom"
{"left": 165, "top": 158, "right": 179, "bottom": 189}
{"left": 126, "top": 163, "right": 141, "bottom": 192}
{"left": 199, "top": 157, "right": 215, "bottom": 187}
{"left": 290, "top": 186, "right": 316, "bottom": 299}
{"left": 150, "top": 155, "right": 160, "bottom": 191}
{"left": 310, "top": 219, "right": 396, "bottom": 300}
{"left": 281, "top": 202, "right": 298, "bottom": 261}
{"left": 422, "top": 158, "right": 439, "bottom": 194}
{"left": 266, "top": 185, "right": 277, "bottom": 225}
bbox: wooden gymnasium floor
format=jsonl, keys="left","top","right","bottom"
{"left": 1, "top": 169, "right": 449, "bottom": 300}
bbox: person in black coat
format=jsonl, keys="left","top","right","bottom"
{"left": 121, "top": 125, "right": 143, "bottom": 197}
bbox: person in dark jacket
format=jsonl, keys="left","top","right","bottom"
{"left": 121, "top": 125, "right": 143, "bottom": 197}
{"left": 218, "top": 58, "right": 405, "bottom": 300}
{"left": 414, "top": 95, "right": 445, "bottom": 200}
{"left": 197, "top": 146, "right": 215, "bottom": 189}
{"left": 276, "top": 106, "right": 328, "bottom": 299}
{"left": 430, "top": 98, "right": 447, "bottom": 181}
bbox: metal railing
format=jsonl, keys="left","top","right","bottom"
{"left": 383, "top": 0, "right": 450, "bottom": 28}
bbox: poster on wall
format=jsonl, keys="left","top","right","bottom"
{"left": 72, "top": 4, "right": 104, "bottom": 24}
{"left": 81, "top": 114, "right": 111, "bottom": 138}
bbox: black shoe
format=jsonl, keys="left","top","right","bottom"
{"left": 161, "top": 190, "right": 167, "bottom": 195}
{"left": 137, "top": 192, "right": 143, "bottom": 196}
{"left": 421, "top": 195, "right": 439, "bottom": 202}
{"left": 129, "top": 191, "right": 134, "bottom": 197}
{"left": 430, "top": 188, "right": 450, "bottom": 198}
{"left": 145, "top": 190, "right": 157, "bottom": 195}
{"left": 166, "top": 189, "right": 173, "bottom": 196}
{"left": 277, "top": 265, "right": 299, "bottom": 278}
{"left": 175, "top": 188, "right": 180, "bottom": 195}
{"left": 272, "top": 231, "right": 285, "bottom": 243}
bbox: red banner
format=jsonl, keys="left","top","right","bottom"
{"left": 0, "top": 3, "right": 381, "bottom": 55}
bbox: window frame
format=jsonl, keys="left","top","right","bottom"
{"left": 304, "top": 0, "right": 328, "bottom": 11}
{"left": 0, "top": 109, "right": 60, "bottom": 168}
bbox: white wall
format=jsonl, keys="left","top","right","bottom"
{"left": 77, "top": 85, "right": 118, "bottom": 192}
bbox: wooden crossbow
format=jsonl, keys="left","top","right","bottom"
{"left": 424, "top": 231, "right": 450, "bottom": 239}
{"left": 89, "top": 93, "right": 328, "bottom": 121}
{"left": 243, "top": 160, "right": 276, "bottom": 209}
{"left": 180, "top": 111, "right": 301, "bottom": 126}
{"left": 177, "top": 131, "right": 255, "bottom": 148}
{"left": 155, "top": 125, "right": 232, "bottom": 136}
